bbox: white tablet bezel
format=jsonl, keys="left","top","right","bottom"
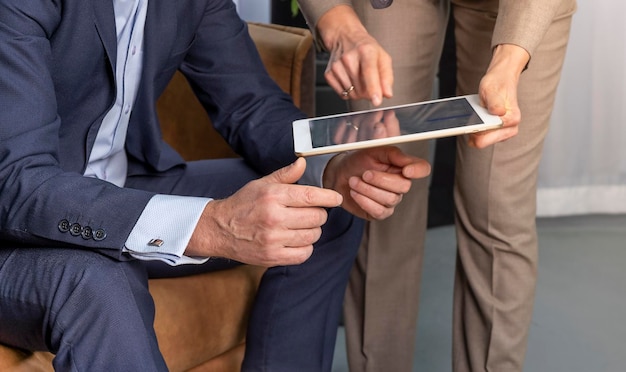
{"left": 293, "top": 94, "right": 502, "bottom": 157}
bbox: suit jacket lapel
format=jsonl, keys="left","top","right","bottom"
{"left": 135, "top": 0, "right": 179, "bottom": 168}
{"left": 143, "top": 0, "right": 178, "bottom": 77}
{"left": 92, "top": 0, "right": 117, "bottom": 73}
{"left": 90, "top": 0, "right": 180, "bottom": 81}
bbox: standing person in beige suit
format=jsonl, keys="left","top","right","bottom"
{"left": 298, "top": 0, "right": 577, "bottom": 371}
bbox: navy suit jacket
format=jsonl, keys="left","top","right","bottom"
{"left": 0, "top": 0, "right": 303, "bottom": 257}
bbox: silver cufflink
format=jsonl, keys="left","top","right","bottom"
{"left": 148, "top": 238, "right": 164, "bottom": 247}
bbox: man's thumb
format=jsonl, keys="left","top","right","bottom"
{"left": 264, "top": 157, "right": 306, "bottom": 185}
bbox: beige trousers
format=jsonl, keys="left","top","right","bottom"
{"left": 343, "top": 1, "right": 575, "bottom": 371}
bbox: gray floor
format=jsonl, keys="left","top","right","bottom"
{"left": 332, "top": 214, "right": 626, "bottom": 372}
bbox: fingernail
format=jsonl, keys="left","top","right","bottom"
{"left": 348, "top": 176, "right": 357, "bottom": 188}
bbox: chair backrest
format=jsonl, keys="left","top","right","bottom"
{"left": 157, "top": 22, "right": 315, "bottom": 161}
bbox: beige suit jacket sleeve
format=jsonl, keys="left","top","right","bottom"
{"left": 297, "top": 0, "right": 352, "bottom": 32}
{"left": 454, "top": 0, "right": 577, "bottom": 57}
{"left": 298, "top": 0, "right": 577, "bottom": 57}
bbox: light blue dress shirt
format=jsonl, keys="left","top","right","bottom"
{"left": 86, "top": 0, "right": 329, "bottom": 265}
{"left": 86, "top": 0, "right": 208, "bottom": 265}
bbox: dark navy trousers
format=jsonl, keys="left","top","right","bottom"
{"left": 0, "top": 158, "right": 364, "bottom": 371}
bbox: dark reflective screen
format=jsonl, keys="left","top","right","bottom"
{"left": 310, "top": 98, "right": 482, "bottom": 148}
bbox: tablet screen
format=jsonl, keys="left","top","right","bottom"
{"left": 309, "top": 97, "right": 483, "bottom": 148}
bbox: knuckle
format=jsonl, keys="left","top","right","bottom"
{"left": 340, "top": 51, "right": 354, "bottom": 64}
{"left": 330, "top": 60, "right": 345, "bottom": 74}
{"left": 396, "top": 180, "right": 411, "bottom": 194}
{"left": 299, "top": 188, "right": 316, "bottom": 205}
{"left": 303, "top": 187, "right": 327, "bottom": 207}
{"left": 380, "top": 206, "right": 394, "bottom": 219}
{"left": 264, "top": 214, "right": 281, "bottom": 227}
{"left": 304, "top": 227, "right": 322, "bottom": 245}
{"left": 318, "top": 209, "right": 329, "bottom": 225}
{"left": 257, "top": 229, "right": 280, "bottom": 247}
{"left": 257, "top": 207, "right": 280, "bottom": 227}
{"left": 393, "top": 193, "right": 404, "bottom": 206}
{"left": 369, "top": 205, "right": 387, "bottom": 220}
{"left": 293, "top": 247, "right": 314, "bottom": 264}
{"left": 357, "top": 42, "right": 376, "bottom": 56}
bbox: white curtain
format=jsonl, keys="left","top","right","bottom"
{"left": 536, "top": 0, "right": 626, "bottom": 216}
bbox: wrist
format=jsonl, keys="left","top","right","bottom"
{"left": 488, "top": 44, "right": 531, "bottom": 77}
{"left": 186, "top": 200, "right": 224, "bottom": 258}
{"left": 317, "top": 5, "right": 367, "bottom": 51}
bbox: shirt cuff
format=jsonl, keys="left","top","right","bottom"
{"left": 124, "top": 194, "right": 211, "bottom": 266}
{"left": 299, "top": 154, "right": 334, "bottom": 187}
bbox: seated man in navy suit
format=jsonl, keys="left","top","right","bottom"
{"left": 0, "top": 0, "right": 430, "bottom": 371}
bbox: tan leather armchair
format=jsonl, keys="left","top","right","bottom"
{"left": 0, "top": 22, "right": 315, "bottom": 372}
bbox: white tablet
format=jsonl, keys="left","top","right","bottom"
{"left": 293, "top": 94, "right": 502, "bottom": 157}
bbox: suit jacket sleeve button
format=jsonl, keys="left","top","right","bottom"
{"left": 58, "top": 219, "right": 70, "bottom": 233}
{"left": 70, "top": 223, "right": 83, "bottom": 236}
{"left": 93, "top": 229, "right": 107, "bottom": 241}
{"left": 81, "top": 226, "right": 93, "bottom": 240}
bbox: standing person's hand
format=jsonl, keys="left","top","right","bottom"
{"left": 316, "top": 5, "right": 394, "bottom": 106}
{"left": 323, "top": 146, "right": 431, "bottom": 221}
{"left": 470, "top": 44, "right": 530, "bottom": 148}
